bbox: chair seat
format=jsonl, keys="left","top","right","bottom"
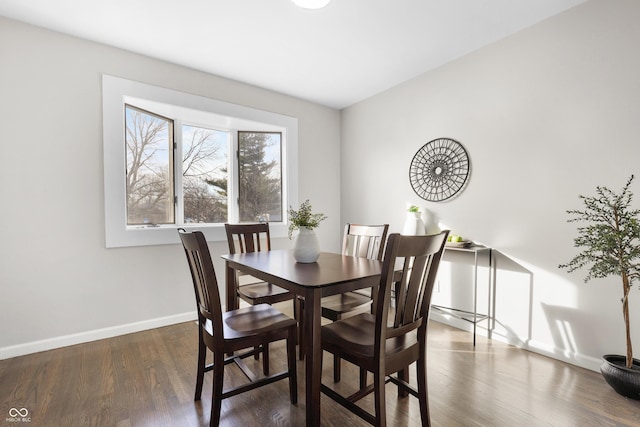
{"left": 321, "top": 292, "right": 372, "bottom": 321}
{"left": 322, "top": 313, "right": 418, "bottom": 361}
{"left": 216, "top": 304, "right": 298, "bottom": 341}
{"left": 238, "top": 282, "right": 292, "bottom": 305}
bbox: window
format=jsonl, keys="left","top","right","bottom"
{"left": 181, "top": 124, "right": 229, "bottom": 224}
{"left": 238, "top": 131, "right": 282, "bottom": 222}
{"left": 125, "top": 105, "right": 175, "bottom": 225}
{"left": 103, "top": 75, "right": 298, "bottom": 248}
{"left": 124, "top": 105, "right": 231, "bottom": 226}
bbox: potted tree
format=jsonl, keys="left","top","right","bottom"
{"left": 559, "top": 175, "right": 640, "bottom": 399}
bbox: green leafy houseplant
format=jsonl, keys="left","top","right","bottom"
{"left": 408, "top": 205, "right": 420, "bottom": 213}
{"left": 288, "top": 199, "right": 327, "bottom": 239}
{"left": 559, "top": 175, "right": 640, "bottom": 369}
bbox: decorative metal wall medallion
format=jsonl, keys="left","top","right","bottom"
{"left": 409, "top": 138, "right": 470, "bottom": 202}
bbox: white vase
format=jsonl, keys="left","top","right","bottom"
{"left": 293, "top": 226, "right": 320, "bottom": 263}
{"left": 402, "top": 212, "right": 426, "bottom": 235}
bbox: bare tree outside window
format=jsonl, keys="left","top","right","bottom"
{"left": 182, "top": 125, "right": 229, "bottom": 223}
{"left": 125, "top": 105, "right": 283, "bottom": 227}
{"left": 125, "top": 105, "right": 174, "bottom": 225}
{"left": 238, "top": 132, "right": 282, "bottom": 222}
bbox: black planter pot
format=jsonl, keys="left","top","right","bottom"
{"left": 600, "top": 354, "right": 640, "bottom": 399}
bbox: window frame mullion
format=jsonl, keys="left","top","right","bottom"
{"left": 173, "top": 119, "right": 185, "bottom": 225}
{"left": 228, "top": 130, "right": 240, "bottom": 222}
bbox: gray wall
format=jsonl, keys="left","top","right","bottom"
{"left": 340, "top": 0, "right": 640, "bottom": 370}
{"left": 3, "top": 0, "right": 639, "bottom": 372}
{"left": 0, "top": 16, "right": 341, "bottom": 358}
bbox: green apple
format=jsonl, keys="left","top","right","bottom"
{"left": 451, "top": 235, "right": 463, "bottom": 242}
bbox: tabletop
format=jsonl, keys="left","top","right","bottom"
{"left": 222, "top": 249, "right": 383, "bottom": 292}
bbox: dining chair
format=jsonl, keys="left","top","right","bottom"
{"left": 225, "top": 223, "right": 299, "bottom": 370}
{"left": 320, "top": 230, "right": 449, "bottom": 427}
{"left": 225, "top": 223, "right": 294, "bottom": 306}
{"left": 178, "top": 229, "right": 298, "bottom": 427}
{"left": 320, "top": 223, "right": 389, "bottom": 382}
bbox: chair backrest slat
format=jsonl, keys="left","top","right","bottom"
{"left": 342, "top": 223, "right": 389, "bottom": 260}
{"left": 225, "top": 223, "right": 271, "bottom": 255}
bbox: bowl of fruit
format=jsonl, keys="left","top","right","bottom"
{"left": 446, "top": 234, "right": 473, "bottom": 248}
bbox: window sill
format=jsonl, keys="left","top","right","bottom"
{"left": 106, "top": 222, "right": 289, "bottom": 248}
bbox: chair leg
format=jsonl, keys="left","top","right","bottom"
{"left": 210, "top": 352, "right": 225, "bottom": 427}
{"left": 332, "top": 313, "right": 342, "bottom": 380}
{"left": 373, "top": 369, "right": 387, "bottom": 427}
{"left": 359, "top": 367, "right": 367, "bottom": 389}
{"left": 333, "top": 354, "right": 341, "bottom": 382}
{"left": 195, "top": 328, "right": 206, "bottom": 401}
{"left": 295, "top": 298, "right": 305, "bottom": 360}
{"left": 287, "top": 326, "right": 298, "bottom": 404}
{"left": 417, "top": 346, "right": 431, "bottom": 427}
{"left": 298, "top": 334, "right": 305, "bottom": 360}
{"left": 262, "top": 342, "right": 270, "bottom": 375}
{"left": 398, "top": 366, "right": 410, "bottom": 398}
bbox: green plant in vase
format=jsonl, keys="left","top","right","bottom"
{"left": 288, "top": 199, "right": 327, "bottom": 239}
{"left": 288, "top": 199, "right": 327, "bottom": 263}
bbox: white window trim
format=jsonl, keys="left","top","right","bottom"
{"left": 102, "top": 75, "right": 298, "bottom": 248}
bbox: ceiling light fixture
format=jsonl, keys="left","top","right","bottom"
{"left": 291, "top": 0, "right": 331, "bottom": 10}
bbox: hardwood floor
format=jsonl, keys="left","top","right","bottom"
{"left": 2, "top": 312, "right": 640, "bottom": 426}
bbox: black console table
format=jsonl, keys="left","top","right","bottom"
{"left": 431, "top": 244, "right": 493, "bottom": 346}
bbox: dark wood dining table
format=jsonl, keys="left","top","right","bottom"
{"left": 221, "top": 249, "right": 383, "bottom": 427}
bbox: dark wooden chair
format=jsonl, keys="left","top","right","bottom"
{"left": 178, "top": 229, "right": 298, "bottom": 427}
{"left": 320, "top": 223, "right": 389, "bottom": 381}
{"left": 225, "top": 223, "right": 294, "bottom": 307}
{"left": 225, "top": 223, "right": 300, "bottom": 368}
{"left": 320, "top": 230, "right": 449, "bottom": 427}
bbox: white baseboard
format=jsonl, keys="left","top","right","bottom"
{"left": 521, "top": 338, "right": 602, "bottom": 372}
{"left": 430, "top": 314, "right": 602, "bottom": 373}
{"left": 0, "top": 311, "right": 197, "bottom": 360}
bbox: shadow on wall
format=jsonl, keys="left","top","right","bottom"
{"left": 431, "top": 249, "right": 539, "bottom": 349}
{"left": 540, "top": 302, "right": 596, "bottom": 364}
{"left": 492, "top": 251, "right": 534, "bottom": 346}
{"left": 487, "top": 252, "right": 605, "bottom": 370}
{"left": 491, "top": 318, "right": 527, "bottom": 348}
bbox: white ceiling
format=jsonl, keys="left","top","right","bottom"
{"left": 0, "top": 0, "right": 587, "bottom": 109}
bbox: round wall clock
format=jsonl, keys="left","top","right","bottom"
{"left": 409, "top": 137, "right": 470, "bottom": 202}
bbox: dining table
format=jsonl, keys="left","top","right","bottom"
{"left": 221, "top": 249, "right": 384, "bottom": 427}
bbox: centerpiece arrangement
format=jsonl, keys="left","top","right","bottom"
{"left": 559, "top": 175, "right": 640, "bottom": 398}
{"left": 288, "top": 199, "right": 327, "bottom": 263}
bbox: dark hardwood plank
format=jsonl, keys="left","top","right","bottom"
{"left": 2, "top": 313, "right": 640, "bottom": 426}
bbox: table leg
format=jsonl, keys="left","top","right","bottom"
{"left": 472, "top": 251, "right": 478, "bottom": 346}
{"left": 303, "top": 288, "right": 322, "bottom": 426}
{"left": 488, "top": 249, "right": 494, "bottom": 339}
{"left": 225, "top": 263, "right": 238, "bottom": 312}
